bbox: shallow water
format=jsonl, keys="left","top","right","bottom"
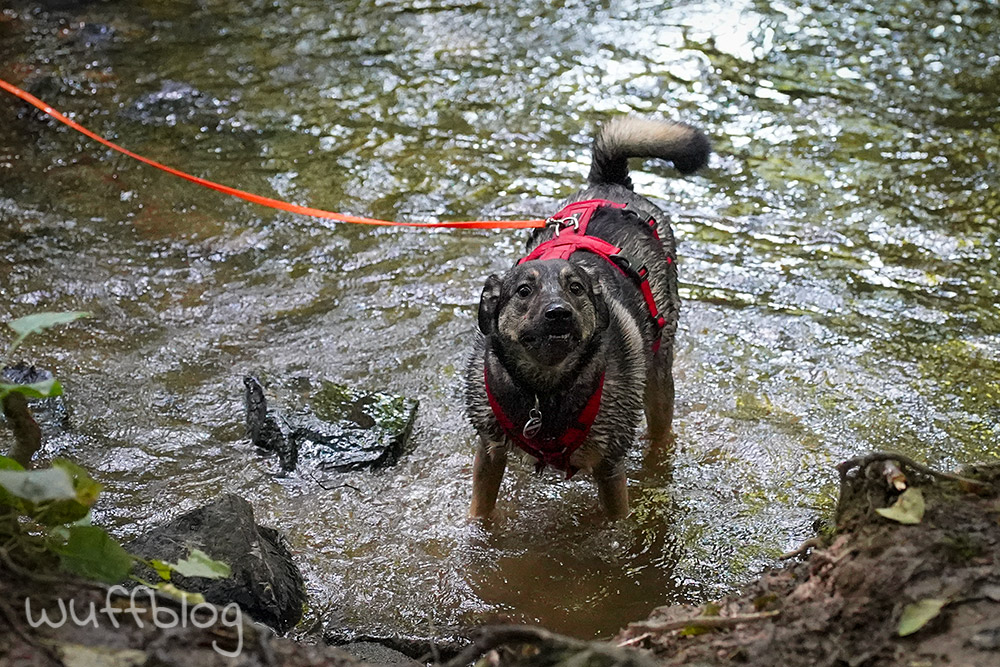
{"left": 1, "top": 0, "right": 998, "bottom": 641}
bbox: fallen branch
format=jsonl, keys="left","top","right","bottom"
{"left": 0, "top": 582, "right": 63, "bottom": 665}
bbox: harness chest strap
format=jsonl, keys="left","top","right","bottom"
{"left": 484, "top": 366, "right": 605, "bottom": 479}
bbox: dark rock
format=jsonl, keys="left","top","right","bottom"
{"left": 125, "top": 494, "right": 305, "bottom": 634}
{"left": 338, "top": 641, "right": 421, "bottom": 666}
{"left": 243, "top": 375, "right": 418, "bottom": 475}
{"left": 1, "top": 363, "right": 52, "bottom": 386}
{"left": 244, "top": 376, "right": 297, "bottom": 472}
{"left": 325, "top": 627, "right": 470, "bottom": 662}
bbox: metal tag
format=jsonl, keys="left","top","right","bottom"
{"left": 522, "top": 407, "right": 543, "bottom": 440}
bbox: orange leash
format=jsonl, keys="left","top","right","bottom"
{"left": 0, "top": 77, "right": 547, "bottom": 230}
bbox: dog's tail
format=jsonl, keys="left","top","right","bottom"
{"left": 587, "top": 116, "right": 710, "bottom": 188}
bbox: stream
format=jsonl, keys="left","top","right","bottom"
{"left": 1, "top": 0, "right": 998, "bottom": 641}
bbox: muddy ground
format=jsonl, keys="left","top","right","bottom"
{"left": 608, "top": 454, "right": 1000, "bottom": 666}
{"left": 2, "top": 452, "right": 999, "bottom": 666}
{"left": 451, "top": 454, "right": 1000, "bottom": 667}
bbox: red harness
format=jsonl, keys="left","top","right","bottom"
{"left": 484, "top": 366, "right": 604, "bottom": 478}
{"left": 484, "top": 199, "right": 669, "bottom": 477}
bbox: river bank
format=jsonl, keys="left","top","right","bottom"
{"left": 3, "top": 452, "right": 997, "bottom": 666}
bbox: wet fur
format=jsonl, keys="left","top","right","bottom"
{"left": 466, "top": 117, "right": 710, "bottom": 519}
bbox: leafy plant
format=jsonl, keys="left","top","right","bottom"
{"left": 1, "top": 311, "right": 90, "bottom": 468}
{"left": 0, "top": 452, "right": 228, "bottom": 589}
{"left": 1, "top": 311, "right": 90, "bottom": 402}
{"left": 0, "top": 312, "right": 229, "bottom": 596}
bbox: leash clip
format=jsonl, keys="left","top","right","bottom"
{"left": 547, "top": 213, "right": 580, "bottom": 236}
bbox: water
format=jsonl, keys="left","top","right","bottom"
{"left": 1, "top": 0, "right": 998, "bottom": 641}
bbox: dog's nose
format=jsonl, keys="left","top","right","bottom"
{"left": 544, "top": 304, "right": 572, "bottom": 321}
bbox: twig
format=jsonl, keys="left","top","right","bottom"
{"left": 837, "top": 452, "right": 992, "bottom": 493}
{"left": 628, "top": 610, "right": 781, "bottom": 634}
{"left": 440, "top": 626, "right": 596, "bottom": 667}
{"left": 779, "top": 537, "right": 824, "bottom": 560}
{"left": 616, "top": 632, "right": 652, "bottom": 647}
{"left": 307, "top": 472, "right": 361, "bottom": 494}
{"left": 881, "top": 460, "right": 907, "bottom": 491}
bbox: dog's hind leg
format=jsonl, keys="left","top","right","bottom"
{"left": 470, "top": 438, "right": 508, "bottom": 519}
{"left": 643, "top": 349, "right": 675, "bottom": 448}
{"left": 594, "top": 459, "right": 629, "bottom": 520}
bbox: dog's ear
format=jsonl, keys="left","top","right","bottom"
{"left": 591, "top": 279, "right": 611, "bottom": 334}
{"left": 477, "top": 274, "right": 503, "bottom": 336}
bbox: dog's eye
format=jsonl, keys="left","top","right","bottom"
{"left": 568, "top": 282, "right": 585, "bottom": 296}
{"left": 516, "top": 284, "right": 532, "bottom": 297}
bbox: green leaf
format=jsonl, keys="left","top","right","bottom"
{"left": 0, "top": 379, "right": 63, "bottom": 400}
{"left": 58, "top": 525, "right": 133, "bottom": 583}
{"left": 0, "top": 460, "right": 103, "bottom": 525}
{"left": 0, "top": 456, "right": 27, "bottom": 510}
{"left": 5, "top": 310, "right": 91, "bottom": 359}
{"left": 8, "top": 311, "right": 91, "bottom": 338}
{"left": 876, "top": 487, "right": 925, "bottom": 525}
{"left": 32, "top": 460, "right": 103, "bottom": 525}
{"left": 168, "top": 548, "right": 231, "bottom": 579}
{"left": 0, "top": 466, "right": 77, "bottom": 503}
{"left": 898, "top": 598, "right": 948, "bottom": 637}
{"left": 0, "top": 456, "right": 25, "bottom": 472}
{"left": 149, "top": 559, "right": 174, "bottom": 582}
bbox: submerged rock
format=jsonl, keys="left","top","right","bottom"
{"left": 121, "top": 80, "right": 232, "bottom": 128}
{"left": 126, "top": 494, "right": 306, "bottom": 634}
{"left": 244, "top": 375, "right": 418, "bottom": 474}
{"left": 244, "top": 376, "right": 297, "bottom": 472}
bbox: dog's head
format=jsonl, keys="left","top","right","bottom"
{"left": 478, "top": 259, "right": 610, "bottom": 370}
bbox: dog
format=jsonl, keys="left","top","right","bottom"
{"left": 464, "top": 116, "right": 710, "bottom": 520}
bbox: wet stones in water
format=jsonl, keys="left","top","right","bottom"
{"left": 125, "top": 494, "right": 305, "bottom": 634}
{"left": 243, "top": 375, "right": 418, "bottom": 475}
{"left": 120, "top": 80, "right": 237, "bottom": 129}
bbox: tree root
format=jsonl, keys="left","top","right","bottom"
{"left": 625, "top": 610, "right": 781, "bottom": 636}
{"left": 836, "top": 451, "right": 994, "bottom": 494}
{"left": 441, "top": 625, "right": 655, "bottom": 667}
{"left": 779, "top": 537, "right": 824, "bottom": 561}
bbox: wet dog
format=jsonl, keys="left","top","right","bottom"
{"left": 465, "top": 116, "right": 710, "bottom": 519}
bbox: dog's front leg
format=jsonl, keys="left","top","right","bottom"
{"left": 470, "top": 438, "right": 507, "bottom": 518}
{"left": 643, "top": 349, "right": 675, "bottom": 448}
{"left": 594, "top": 458, "right": 629, "bottom": 520}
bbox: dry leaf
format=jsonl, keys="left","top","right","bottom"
{"left": 876, "top": 487, "right": 925, "bottom": 525}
